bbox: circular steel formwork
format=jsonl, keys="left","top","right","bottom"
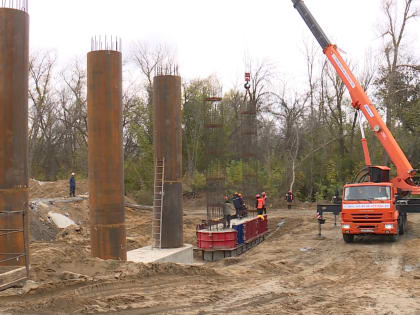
{"left": 0, "top": 7, "right": 29, "bottom": 267}
{"left": 87, "top": 50, "right": 126, "bottom": 260}
{"left": 153, "top": 75, "right": 183, "bottom": 248}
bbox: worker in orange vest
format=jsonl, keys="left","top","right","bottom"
{"left": 261, "top": 192, "right": 267, "bottom": 214}
{"left": 256, "top": 194, "right": 264, "bottom": 216}
{"left": 285, "top": 190, "right": 294, "bottom": 209}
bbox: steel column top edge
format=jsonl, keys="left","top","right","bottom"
{"left": 0, "top": 0, "right": 29, "bottom": 14}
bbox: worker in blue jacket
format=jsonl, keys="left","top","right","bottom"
{"left": 232, "top": 192, "right": 242, "bottom": 218}
{"left": 69, "top": 173, "right": 76, "bottom": 197}
{"left": 238, "top": 193, "right": 247, "bottom": 217}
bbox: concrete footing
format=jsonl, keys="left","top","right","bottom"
{"left": 127, "top": 244, "right": 193, "bottom": 264}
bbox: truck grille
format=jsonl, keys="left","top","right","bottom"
{"left": 351, "top": 213, "right": 382, "bottom": 223}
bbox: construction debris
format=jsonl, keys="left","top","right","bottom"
{"left": 47, "top": 212, "right": 76, "bottom": 229}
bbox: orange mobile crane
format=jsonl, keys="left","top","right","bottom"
{"left": 292, "top": 0, "right": 420, "bottom": 242}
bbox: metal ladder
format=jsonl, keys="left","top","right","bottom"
{"left": 152, "top": 158, "right": 165, "bottom": 248}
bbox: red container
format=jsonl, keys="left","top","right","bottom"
{"left": 196, "top": 230, "right": 237, "bottom": 249}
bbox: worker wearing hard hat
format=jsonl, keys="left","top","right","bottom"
{"left": 285, "top": 190, "right": 294, "bottom": 209}
{"left": 256, "top": 193, "right": 264, "bottom": 216}
{"left": 262, "top": 192, "right": 267, "bottom": 214}
{"left": 238, "top": 193, "right": 247, "bottom": 217}
{"left": 223, "top": 196, "right": 235, "bottom": 228}
{"left": 69, "top": 173, "right": 76, "bottom": 197}
{"left": 232, "top": 192, "right": 241, "bottom": 218}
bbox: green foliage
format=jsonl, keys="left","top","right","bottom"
{"left": 326, "top": 159, "right": 337, "bottom": 186}
{"left": 190, "top": 171, "right": 206, "bottom": 192}
{"left": 225, "top": 160, "right": 243, "bottom": 190}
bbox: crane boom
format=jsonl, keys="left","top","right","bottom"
{"left": 292, "top": 0, "right": 420, "bottom": 194}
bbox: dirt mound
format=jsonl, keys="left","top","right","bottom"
{"left": 3, "top": 178, "right": 420, "bottom": 314}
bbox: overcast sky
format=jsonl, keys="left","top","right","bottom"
{"left": 29, "top": 0, "right": 420, "bottom": 91}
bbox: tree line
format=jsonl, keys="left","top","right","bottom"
{"left": 28, "top": 0, "right": 420, "bottom": 204}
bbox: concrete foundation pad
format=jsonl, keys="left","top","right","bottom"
{"left": 127, "top": 244, "right": 193, "bottom": 264}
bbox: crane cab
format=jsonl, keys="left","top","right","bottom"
{"left": 340, "top": 182, "right": 399, "bottom": 242}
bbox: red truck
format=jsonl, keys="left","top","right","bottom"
{"left": 292, "top": 0, "right": 420, "bottom": 242}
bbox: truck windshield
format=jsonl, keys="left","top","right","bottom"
{"left": 344, "top": 186, "right": 391, "bottom": 201}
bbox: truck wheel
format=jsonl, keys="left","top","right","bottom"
{"left": 399, "top": 217, "right": 405, "bottom": 235}
{"left": 404, "top": 214, "right": 408, "bottom": 232}
{"left": 343, "top": 234, "right": 354, "bottom": 243}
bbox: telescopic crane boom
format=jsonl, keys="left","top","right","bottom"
{"left": 292, "top": 0, "right": 420, "bottom": 194}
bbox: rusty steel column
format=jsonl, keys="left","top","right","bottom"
{"left": 87, "top": 39, "right": 126, "bottom": 260}
{"left": 0, "top": 5, "right": 29, "bottom": 267}
{"left": 153, "top": 73, "right": 183, "bottom": 248}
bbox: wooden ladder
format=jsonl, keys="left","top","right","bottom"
{"left": 152, "top": 158, "right": 165, "bottom": 248}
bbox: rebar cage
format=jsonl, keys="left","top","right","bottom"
{"left": 240, "top": 96, "right": 259, "bottom": 206}
{"left": 205, "top": 95, "right": 226, "bottom": 230}
{"left": 0, "top": 0, "right": 28, "bottom": 12}
{"left": 91, "top": 35, "right": 122, "bottom": 52}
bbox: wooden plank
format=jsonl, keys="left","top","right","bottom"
{"left": 0, "top": 267, "right": 27, "bottom": 291}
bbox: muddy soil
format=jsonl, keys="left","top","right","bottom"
{"left": 1, "top": 181, "right": 420, "bottom": 314}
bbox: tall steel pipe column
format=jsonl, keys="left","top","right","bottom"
{"left": 0, "top": 5, "right": 29, "bottom": 267}
{"left": 153, "top": 74, "right": 183, "bottom": 248}
{"left": 87, "top": 42, "right": 126, "bottom": 260}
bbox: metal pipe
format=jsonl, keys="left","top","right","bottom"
{"left": 291, "top": 0, "right": 331, "bottom": 50}
{"left": 0, "top": 6, "right": 29, "bottom": 267}
{"left": 87, "top": 46, "right": 126, "bottom": 261}
{"left": 153, "top": 74, "right": 183, "bottom": 248}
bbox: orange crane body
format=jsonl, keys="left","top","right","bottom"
{"left": 292, "top": 0, "right": 420, "bottom": 242}
{"left": 323, "top": 45, "right": 418, "bottom": 191}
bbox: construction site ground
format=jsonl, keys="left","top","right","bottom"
{"left": 1, "top": 179, "right": 420, "bottom": 314}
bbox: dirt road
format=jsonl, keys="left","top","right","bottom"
{"left": 1, "top": 202, "right": 420, "bottom": 314}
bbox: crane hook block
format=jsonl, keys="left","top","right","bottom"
{"left": 245, "top": 72, "right": 251, "bottom": 82}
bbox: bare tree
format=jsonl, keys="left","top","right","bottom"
{"left": 29, "top": 50, "right": 64, "bottom": 180}
{"left": 129, "top": 41, "right": 176, "bottom": 148}
{"left": 130, "top": 41, "right": 175, "bottom": 106}
{"left": 58, "top": 58, "right": 88, "bottom": 173}
{"left": 244, "top": 58, "right": 275, "bottom": 113}
{"left": 270, "top": 92, "right": 307, "bottom": 192}
{"left": 380, "top": 0, "right": 419, "bottom": 128}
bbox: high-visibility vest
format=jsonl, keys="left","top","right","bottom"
{"left": 257, "top": 197, "right": 264, "bottom": 209}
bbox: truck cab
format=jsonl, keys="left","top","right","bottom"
{"left": 341, "top": 182, "right": 401, "bottom": 242}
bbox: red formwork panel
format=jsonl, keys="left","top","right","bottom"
{"left": 257, "top": 215, "right": 268, "bottom": 234}
{"left": 197, "top": 230, "right": 237, "bottom": 249}
{"left": 244, "top": 218, "right": 259, "bottom": 241}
